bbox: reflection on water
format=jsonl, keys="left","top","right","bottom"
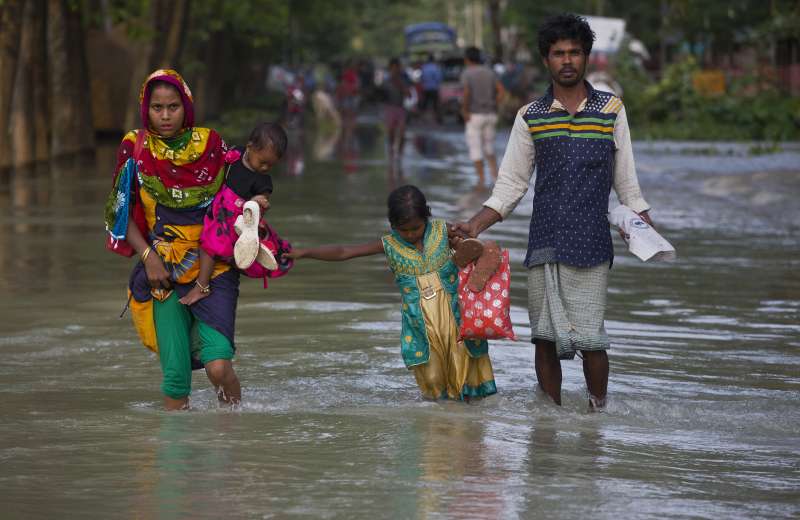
{"left": 411, "top": 416, "right": 504, "bottom": 518}
{"left": 0, "top": 121, "right": 799, "bottom": 519}
{"left": 131, "top": 414, "right": 236, "bottom": 518}
{"left": 0, "top": 150, "right": 112, "bottom": 296}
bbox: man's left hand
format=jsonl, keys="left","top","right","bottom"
{"left": 618, "top": 210, "right": 654, "bottom": 242}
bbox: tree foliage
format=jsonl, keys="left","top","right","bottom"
{"left": 505, "top": 0, "right": 800, "bottom": 64}
{"left": 3, "top": 0, "right": 798, "bottom": 162}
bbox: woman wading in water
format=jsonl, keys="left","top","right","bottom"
{"left": 104, "top": 69, "right": 242, "bottom": 410}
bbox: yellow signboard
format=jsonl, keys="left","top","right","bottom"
{"left": 692, "top": 70, "right": 726, "bottom": 96}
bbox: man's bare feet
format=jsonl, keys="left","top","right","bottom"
{"left": 588, "top": 394, "right": 606, "bottom": 412}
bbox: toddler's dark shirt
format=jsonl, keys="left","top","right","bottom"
{"left": 225, "top": 147, "right": 273, "bottom": 199}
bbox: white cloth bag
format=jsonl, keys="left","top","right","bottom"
{"left": 608, "top": 205, "right": 676, "bottom": 262}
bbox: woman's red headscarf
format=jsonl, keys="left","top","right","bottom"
{"left": 139, "top": 69, "right": 196, "bottom": 131}
{"left": 105, "top": 69, "right": 228, "bottom": 257}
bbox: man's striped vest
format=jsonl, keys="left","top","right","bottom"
{"left": 523, "top": 82, "right": 623, "bottom": 268}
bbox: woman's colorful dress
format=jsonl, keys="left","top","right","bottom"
{"left": 103, "top": 69, "right": 237, "bottom": 396}
{"left": 382, "top": 219, "right": 497, "bottom": 400}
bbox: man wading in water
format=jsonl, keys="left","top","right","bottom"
{"left": 453, "top": 14, "right": 653, "bottom": 409}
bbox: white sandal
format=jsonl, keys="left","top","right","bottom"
{"left": 233, "top": 201, "right": 260, "bottom": 269}
{"left": 256, "top": 242, "right": 278, "bottom": 270}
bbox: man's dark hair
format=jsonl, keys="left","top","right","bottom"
{"left": 249, "top": 121, "right": 288, "bottom": 158}
{"left": 464, "top": 46, "right": 482, "bottom": 64}
{"left": 537, "top": 13, "right": 595, "bottom": 57}
{"left": 389, "top": 57, "right": 401, "bottom": 68}
{"left": 387, "top": 185, "right": 431, "bottom": 228}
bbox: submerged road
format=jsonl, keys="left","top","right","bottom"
{"left": 0, "top": 119, "right": 798, "bottom": 519}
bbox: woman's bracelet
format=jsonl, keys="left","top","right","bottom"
{"left": 141, "top": 247, "right": 152, "bottom": 262}
{"left": 195, "top": 281, "right": 211, "bottom": 294}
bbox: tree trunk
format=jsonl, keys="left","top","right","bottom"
{"left": 0, "top": 1, "right": 23, "bottom": 170}
{"left": 488, "top": 0, "right": 503, "bottom": 62}
{"left": 32, "top": 4, "right": 48, "bottom": 162}
{"left": 9, "top": 0, "right": 45, "bottom": 167}
{"left": 185, "top": 0, "right": 223, "bottom": 124}
{"left": 659, "top": 0, "right": 668, "bottom": 77}
{"left": 158, "top": 0, "right": 190, "bottom": 69}
{"left": 123, "top": 1, "right": 160, "bottom": 131}
{"left": 47, "top": 0, "right": 95, "bottom": 157}
{"left": 192, "top": 26, "right": 227, "bottom": 124}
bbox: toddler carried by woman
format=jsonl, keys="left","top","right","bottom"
{"left": 180, "top": 122, "right": 293, "bottom": 305}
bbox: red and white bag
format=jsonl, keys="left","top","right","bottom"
{"left": 457, "top": 249, "right": 515, "bottom": 341}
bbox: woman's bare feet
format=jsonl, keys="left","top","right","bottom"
{"left": 164, "top": 396, "right": 189, "bottom": 411}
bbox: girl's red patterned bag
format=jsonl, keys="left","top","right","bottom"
{"left": 457, "top": 249, "right": 515, "bottom": 341}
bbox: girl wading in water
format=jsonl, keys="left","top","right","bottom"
{"left": 104, "top": 69, "right": 242, "bottom": 410}
{"left": 286, "top": 185, "right": 497, "bottom": 401}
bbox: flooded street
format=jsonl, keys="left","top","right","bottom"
{"left": 1, "top": 117, "right": 798, "bottom": 519}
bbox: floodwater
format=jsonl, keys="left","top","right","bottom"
{"left": 1, "top": 115, "right": 798, "bottom": 519}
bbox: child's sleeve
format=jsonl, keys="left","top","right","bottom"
{"left": 252, "top": 174, "right": 273, "bottom": 196}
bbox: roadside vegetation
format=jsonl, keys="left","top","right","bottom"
{"left": 616, "top": 53, "right": 800, "bottom": 142}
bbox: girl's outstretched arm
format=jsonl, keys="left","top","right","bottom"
{"left": 286, "top": 239, "right": 384, "bottom": 262}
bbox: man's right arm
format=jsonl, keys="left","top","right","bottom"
{"left": 455, "top": 106, "right": 536, "bottom": 237}
{"left": 461, "top": 75, "right": 471, "bottom": 122}
{"left": 483, "top": 107, "right": 535, "bottom": 215}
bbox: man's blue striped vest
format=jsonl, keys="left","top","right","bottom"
{"left": 523, "top": 82, "right": 622, "bottom": 268}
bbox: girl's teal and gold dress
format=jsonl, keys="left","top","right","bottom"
{"left": 382, "top": 219, "right": 497, "bottom": 400}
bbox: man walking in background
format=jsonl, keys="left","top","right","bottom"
{"left": 460, "top": 46, "right": 505, "bottom": 190}
{"left": 453, "top": 14, "right": 653, "bottom": 410}
{"left": 419, "top": 54, "right": 443, "bottom": 124}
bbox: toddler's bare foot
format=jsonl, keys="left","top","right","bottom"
{"left": 179, "top": 285, "right": 211, "bottom": 306}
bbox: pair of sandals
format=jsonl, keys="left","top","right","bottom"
{"left": 452, "top": 237, "right": 502, "bottom": 292}
{"left": 233, "top": 201, "right": 278, "bottom": 270}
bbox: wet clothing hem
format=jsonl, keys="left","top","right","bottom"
{"left": 155, "top": 291, "right": 234, "bottom": 398}
{"left": 531, "top": 334, "right": 609, "bottom": 360}
{"left": 527, "top": 262, "right": 610, "bottom": 360}
{"left": 405, "top": 355, "right": 431, "bottom": 369}
{"left": 462, "top": 379, "right": 497, "bottom": 399}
